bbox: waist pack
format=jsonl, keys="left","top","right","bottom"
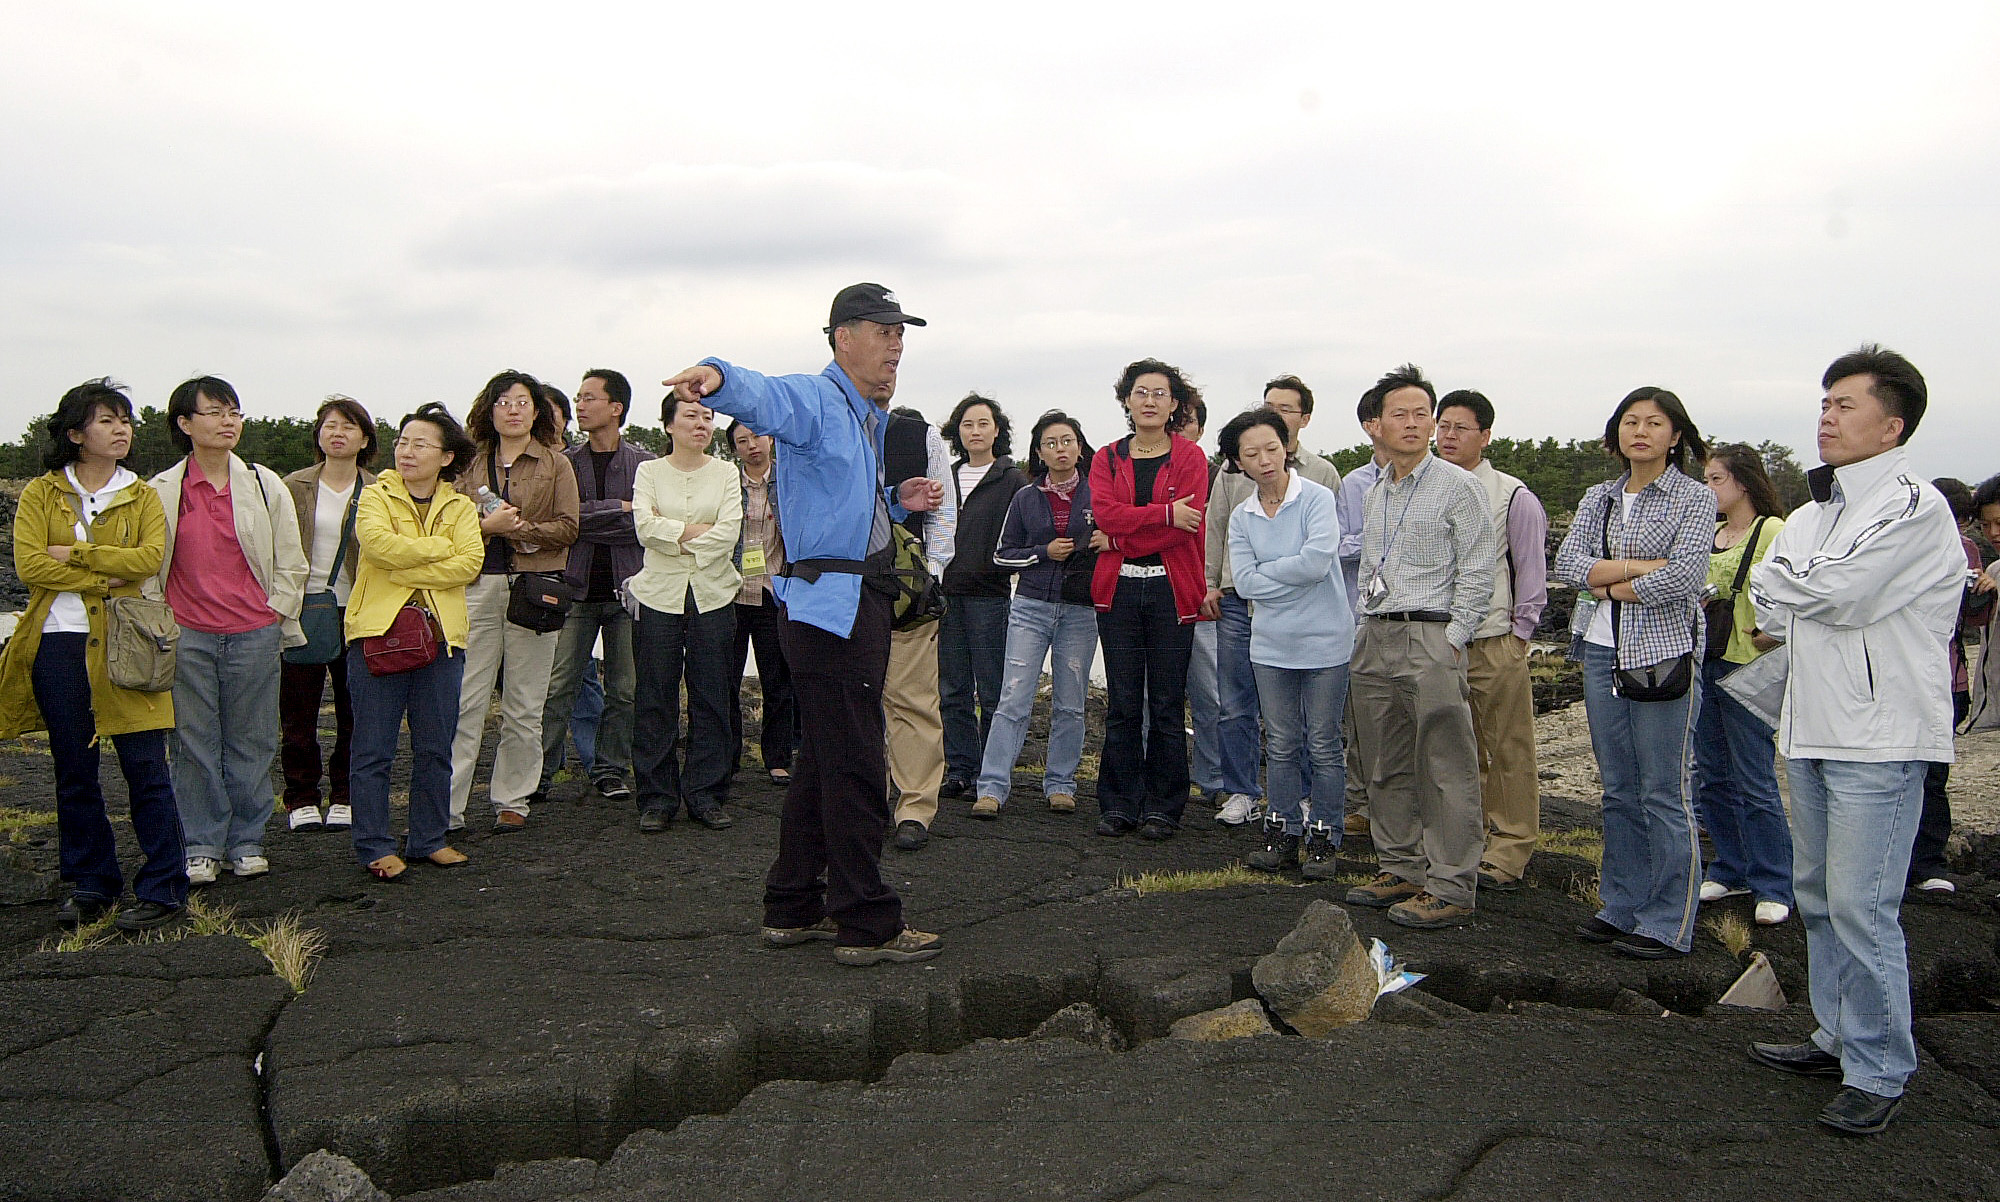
{"left": 104, "top": 596, "right": 179, "bottom": 692}
{"left": 506, "top": 571, "right": 575, "bottom": 634}
{"left": 786, "top": 524, "right": 945, "bottom": 632}
{"left": 361, "top": 604, "right": 442, "bottom": 676}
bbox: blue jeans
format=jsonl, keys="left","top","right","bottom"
{"left": 939, "top": 594, "right": 1012, "bottom": 782}
{"left": 1097, "top": 574, "right": 1193, "bottom": 826}
{"left": 1790, "top": 757, "right": 1926, "bottom": 1096}
{"left": 1252, "top": 661, "right": 1349, "bottom": 836}
{"left": 346, "top": 643, "right": 464, "bottom": 866}
{"left": 1188, "top": 619, "right": 1221, "bottom": 793}
{"left": 1694, "top": 658, "right": 1793, "bottom": 905}
{"left": 171, "top": 623, "right": 283, "bottom": 861}
{"left": 1212, "top": 594, "right": 1261, "bottom": 798}
{"left": 975, "top": 598, "right": 1097, "bottom": 804}
{"left": 1579, "top": 642, "right": 1701, "bottom": 950}
{"left": 34, "top": 633, "right": 186, "bottom": 907}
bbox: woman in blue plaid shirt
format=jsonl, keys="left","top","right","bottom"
{"left": 1554, "top": 387, "right": 1714, "bottom": 959}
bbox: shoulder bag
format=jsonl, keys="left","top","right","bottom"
{"left": 284, "top": 485, "right": 359, "bottom": 666}
{"left": 361, "top": 602, "right": 442, "bottom": 676}
{"left": 1603, "top": 493, "right": 1694, "bottom": 702}
{"left": 489, "top": 446, "right": 575, "bottom": 633}
{"left": 54, "top": 489, "right": 179, "bottom": 692}
{"left": 1702, "top": 516, "right": 1766, "bottom": 662}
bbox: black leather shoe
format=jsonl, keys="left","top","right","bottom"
{"left": 1611, "top": 933, "right": 1685, "bottom": 959}
{"left": 637, "top": 809, "right": 670, "bottom": 832}
{"left": 689, "top": 807, "right": 735, "bottom": 830}
{"left": 113, "top": 900, "right": 183, "bottom": 932}
{"left": 1094, "top": 817, "right": 1133, "bottom": 837}
{"left": 894, "top": 820, "right": 929, "bottom": 851}
{"left": 1574, "top": 916, "right": 1623, "bottom": 944}
{"left": 940, "top": 777, "right": 969, "bottom": 800}
{"left": 1137, "top": 818, "right": 1176, "bottom": 841}
{"left": 56, "top": 893, "right": 115, "bottom": 929}
{"left": 1819, "top": 1086, "right": 1902, "bottom": 1135}
{"left": 1748, "top": 1040, "right": 1843, "bottom": 1077}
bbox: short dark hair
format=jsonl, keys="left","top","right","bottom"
{"left": 1026, "top": 410, "right": 1094, "bottom": 479}
{"left": 544, "top": 385, "right": 571, "bottom": 426}
{"left": 583, "top": 369, "right": 632, "bottom": 425}
{"left": 1357, "top": 364, "right": 1434, "bottom": 424}
{"left": 1933, "top": 477, "right": 1974, "bottom": 524}
{"left": 1263, "top": 374, "right": 1315, "bottom": 415}
{"left": 1603, "top": 386, "right": 1708, "bottom": 475}
{"left": 658, "top": 393, "right": 716, "bottom": 454}
{"left": 1115, "top": 359, "right": 1202, "bottom": 434}
{"left": 1218, "top": 408, "right": 1293, "bottom": 475}
{"left": 943, "top": 393, "right": 1012, "bottom": 460}
{"left": 1437, "top": 389, "right": 1494, "bottom": 431}
{"left": 1707, "top": 444, "right": 1785, "bottom": 519}
{"left": 43, "top": 378, "right": 136, "bottom": 472}
{"left": 314, "top": 395, "right": 378, "bottom": 467}
{"left": 166, "top": 376, "right": 241, "bottom": 455}
{"left": 1823, "top": 344, "right": 1926, "bottom": 444}
{"left": 1972, "top": 473, "right": 2000, "bottom": 516}
{"left": 398, "top": 403, "right": 477, "bottom": 483}
{"left": 467, "top": 370, "right": 560, "bottom": 447}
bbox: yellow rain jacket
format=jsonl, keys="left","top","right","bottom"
{"left": 343, "top": 471, "right": 484, "bottom": 650}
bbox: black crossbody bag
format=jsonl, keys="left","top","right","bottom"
{"left": 1602, "top": 493, "right": 1695, "bottom": 702}
{"left": 489, "top": 447, "right": 575, "bottom": 633}
{"left": 1703, "top": 516, "right": 1766, "bottom": 663}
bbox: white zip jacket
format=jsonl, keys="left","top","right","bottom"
{"left": 1749, "top": 447, "right": 1962, "bottom": 764}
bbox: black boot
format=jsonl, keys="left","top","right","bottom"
{"left": 1300, "top": 821, "right": 1341, "bottom": 881}
{"left": 1246, "top": 817, "right": 1300, "bottom": 872}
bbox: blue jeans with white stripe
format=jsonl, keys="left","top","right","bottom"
{"left": 1579, "top": 642, "right": 1701, "bottom": 951}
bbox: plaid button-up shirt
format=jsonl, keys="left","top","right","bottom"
{"left": 1357, "top": 454, "right": 1497, "bottom": 648}
{"left": 1554, "top": 465, "right": 1715, "bottom": 669}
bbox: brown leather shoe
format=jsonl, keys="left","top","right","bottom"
{"left": 1345, "top": 871, "right": 1421, "bottom": 908}
{"left": 1343, "top": 813, "right": 1371, "bottom": 837}
{"left": 1047, "top": 793, "right": 1077, "bottom": 813}
{"left": 970, "top": 797, "right": 1002, "bottom": 819}
{"left": 1387, "top": 892, "right": 1475, "bottom": 929}
{"left": 492, "top": 812, "right": 526, "bottom": 834}
{"left": 366, "top": 855, "right": 407, "bottom": 881}
{"left": 417, "top": 847, "right": 469, "bottom": 867}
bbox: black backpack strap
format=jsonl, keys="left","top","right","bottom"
{"left": 1725, "top": 516, "right": 1766, "bottom": 600}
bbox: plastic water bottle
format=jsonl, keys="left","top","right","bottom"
{"left": 475, "top": 487, "right": 538, "bottom": 553}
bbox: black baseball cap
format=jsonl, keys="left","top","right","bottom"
{"left": 825, "top": 282, "right": 926, "bottom": 332}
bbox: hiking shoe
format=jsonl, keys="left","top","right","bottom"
{"left": 113, "top": 900, "right": 183, "bottom": 932}
{"left": 1478, "top": 865, "right": 1522, "bottom": 892}
{"left": 1300, "top": 822, "right": 1341, "bottom": 881}
{"left": 323, "top": 803, "right": 352, "bottom": 828}
{"left": 595, "top": 777, "right": 634, "bottom": 801}
{"left": 288, "top": 806, "right": 324, "bottom": 832}
{"left": 1245, "top": 818, "right": 1300, "bottom": 872}
{"left": 1343, "top": 812, "right": 1371, "bottom": 837}
{"left": 1700, "top": 880, "right": 1750, "bottom": 903}
{"left": 834, "top": 927, "right": 944, "bottom": 966}
{"left": 894, "top": 820, "right": 929, "bottom": 851}
{"left": 186, "top": 856, "right": 220, "bottom": 886}
{"left": 56, "top": 893, "right": 115, "bottom": 929}
{"left": 762, "top": 917, "right": 838, "bottom": 947}
{"left": 229, "top": 855, "right": 269, "bottom": 878}
{"left": 1216, "top": 793, "right": 1256, "bottom": 826}
{"left": 970, "top": 796, "right": 1002, "bottom": 820}
{"left": 1387, "top": 892, "right": 1474, "bottom": 929}
{"left": 1345, "top": 872, "right": 1421, "bottom": 908}
{"left": 1047, "top": 793, "right": 1076, "bottom": 813}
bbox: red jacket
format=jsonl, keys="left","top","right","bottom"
{"left": 1088, "top": 435, "right": 1210, "bottom": 623}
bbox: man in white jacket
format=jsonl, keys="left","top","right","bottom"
{"left": 1746, "top": 345, "right": 1964, "bottom": 1135}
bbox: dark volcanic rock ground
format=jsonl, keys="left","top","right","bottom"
{"left": 1, "top": 697, "right": 1997, "bottom": 1201}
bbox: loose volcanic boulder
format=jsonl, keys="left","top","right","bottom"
{"left": 1253, "top": 899, "right": 1378, "bottom": 1037}
{"left": 1168, "top": 998, "right": 1277, "bottom": 1041}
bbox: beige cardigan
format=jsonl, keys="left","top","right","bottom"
{"left": 628, "top": 456, "right": 743, "bottom": 616}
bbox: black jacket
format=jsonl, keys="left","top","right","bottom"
{"left": 941, "top": 456, "right": 1028, "bottom": 598}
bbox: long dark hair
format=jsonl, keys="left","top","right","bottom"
{"left": 943, "top": 392, "right": 1013, "bottom": 460}
{"left": 1603, "top": 386, "right": 1707, "bottom": 476}
{"left": 43, "top": 378, "right": 137, "bottom": 472}
{"left": 1026, "top": 410, "right": 1093, "bottom": 479}
{"left": 1705, "top": 444, "right": 1784, "bottom": 519}
{"left": 467, "top": 370, "right": 560, "bottom": 447}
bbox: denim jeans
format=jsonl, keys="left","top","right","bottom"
{"left": 541, "top": 600, "right": 632, "bottom": 785}
{"left": 35, "top": 633, "right": 186, "bottom": 907}
{"left": 1212, "top": 593, "right": 1261, "bottom": 798}
{"left": 939, "top": 594, "right": 1011, "bottom": 782}
{"left": 1579, "top": 642, "right": 1702, "bottom": 950}
{"left": 1097, "top": 574, "right": 1194, "bottom": 826}
{"left": 632, "top": 595, "right": 736, "bottom": 818}
{"left": 346, "top": 643, "right": 464, "bottom": 867}
{"left": 975, "top": 597, "right": 1097, "bottom": 804}
{"left": 1252, "top": 661, "right": 1349, "bottom": 836}
{"left": 172, "top": 623, "right": 283, "bottom": 861}
{"left": 1789, "top": 757, "right": 1926, "bottom": 1096}
{"left": 1187, "top": 618, "right": 1221, "bottom": 793}
{"left": 1693, "top": 657, "right": 1793, "bottom": 905}
{"left": 570, "top": 660, "right": 603, "bottom": 772}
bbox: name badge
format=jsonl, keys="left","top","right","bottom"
{"left": 740, "top": 543, "right": 767, "bottom": 577}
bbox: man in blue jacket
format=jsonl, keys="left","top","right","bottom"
{"left": 664, "top": 283, "right": 945, "bottom": 966}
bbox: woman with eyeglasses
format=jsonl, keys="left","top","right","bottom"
{"left": 0, "top": 380, "right": 185, "bottom": 931}
{"left": 344, "top": 405, "right": 485, "bottom": 880}
{"left": 1087, "top": 359, "right": 1210, "bottom": 840}
{"left": 150, "top": 376, "right": 308, "bottom": 887}
{"left": 447, "top": 371, "right": 580, "bottom": 835}
{"left": 972, "top": 411, "right": 1099, "bottom": 818}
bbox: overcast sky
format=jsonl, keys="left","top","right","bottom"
{"left": 4, "top": 2, "right": 1997, "bottom": 484}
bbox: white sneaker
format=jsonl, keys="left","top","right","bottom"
{"left": 1699, "top": 880, "right": 1750, "bottom": 903}
{"left": 1216, "top": 793, "right": 1257, "bottom": 826}
{"left": 323, "top": 803, "right": 352, "bottom": 829}
{"left": 186, "top": 856, "right": 219, "bottom": 886}
{"left": 229, "top": 855, "right": 269, "bottom": 878}
{"left": 1915, "top": 877, "right": 1956, "bottom": 893}
{"left": 288, "top": 805, "right": 324, "bottom": 832}
{"left": 1754, "top": 900, "right": 1790, "bottom": 926}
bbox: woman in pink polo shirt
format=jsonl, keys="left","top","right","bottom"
{"left": 150, "top": 377, "right": 308, "bottom": 887}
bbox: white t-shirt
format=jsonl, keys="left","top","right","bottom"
{"left": 306, "top": 480, "right": 358, "bottom": 603}
{"left": 955, "top": 460, "right": 993, "bottom": 506}
{"left": 43, "top": 466, "right": 141, "bottom": 634}
{"left": 1584, "top": 490, "right": 1639, "bottom": 648}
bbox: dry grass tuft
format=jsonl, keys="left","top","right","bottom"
{"left": 1703, "top": 913, "right": 1752, "bottom": 959}
{"left": 250, "top": 913, "right": 331, "bottom": 993}
{"left": 41, "top": 893, "right": 329, "bottom": 993}
{"left": 0, "top": 805, "right": 57, "bottom": 844}
{"left": 1541, "top": 827, "right": 1605, "bottom": 868}
{"left": 1566, "top": 874, "right": 1603, "bottom": 912}
{"left": 1119, "top": 864, "right": 1297, "bottom": 895}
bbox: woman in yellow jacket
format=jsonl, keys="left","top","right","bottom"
{"left": 0, "top": 380, "right": 185, "bottom": 931}
{"left": 342, "top": 404, "right": 485, "bottom": 880}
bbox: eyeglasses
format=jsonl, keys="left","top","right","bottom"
{"left": 194, "top": 407, "right": 242, "bottom": 419}
{"left": 492, "top": 397, "right": 536, "bottom": 411}
{"left": 1039, "top": 436, "right": 1079, "bottom": 449}
{"left": 1267, "top": 405, "right": 1303, "bottom": 416}
{"left": 1434, "top": 422, "right": 1484, "bottom": 436}
{"left": 1128, "top": 388, "right": 1172, "bottom": 401}
{"left": 394, "top": 438, "right": 443, "bottom": 453}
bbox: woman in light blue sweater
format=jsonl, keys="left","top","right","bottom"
{"left": 1221, "top": 409, "right": 1353, "bottom": 878}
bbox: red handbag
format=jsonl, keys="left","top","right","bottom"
{"left": 361, "top": 604, "right": 442, "bottom": 676}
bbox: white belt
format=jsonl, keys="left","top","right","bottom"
{"left": 1119, "top": 563, "right": 1168, "bottom": 579}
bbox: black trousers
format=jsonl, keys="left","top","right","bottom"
{"left": 762, "top": 587, "right": 902, "bottom": 946}
{"left": 632, "top": 591, "right": 736, "bottom": 819}
{"left": 728, "top": 596, "right": 798, "bottom": 778}
{"left": 1096, "top": 574, "right": 1194, "bottom": 826}
{"left": 1910, "top": 689, "right": 1970, "bottom": 882}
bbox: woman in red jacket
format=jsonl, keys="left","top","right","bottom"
{"left": 1088, "top": 359, "right": 1210, "bottom": 839}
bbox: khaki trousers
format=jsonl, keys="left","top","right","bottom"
{"left": 450, "top": 575, "right": 562, "bottom": 821}
{"left": 1468, "top": 633, "right": 1540, "bottom": 880}
{"left": 1351, "top": 620, "right": 1485, "bottom": 908}
{"left": 886, "top": 622, "right": 946, "bottom": 828}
